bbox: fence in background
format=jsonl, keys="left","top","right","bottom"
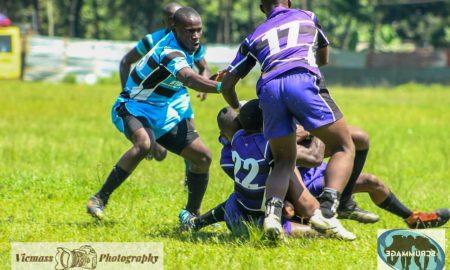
{"left": 24, "top": 35, "right": 450, "bottom": 85}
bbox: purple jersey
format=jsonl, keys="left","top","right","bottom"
{"left": 227, "top": 7, "right": 329, "bottom": 87}
{"left": 220, "top": 130, "right": 273, "bottom": 213}
{"left": 220, "top": 131, "right": 327, "bottom": 204}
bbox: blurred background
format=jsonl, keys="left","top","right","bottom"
{"left": 0, "top": 0, "right": 449, "bottom": 85}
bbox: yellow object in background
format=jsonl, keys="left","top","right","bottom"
{"left": 0, "top": 26, "right": 22, "bottom": 80}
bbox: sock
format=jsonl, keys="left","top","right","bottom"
{"left": 377, "top": 192, "right": 413, "bottom": 219}
{"left": 97, "top": 165, "right": 130, "bottom": 203}
{"left": 185, "top": 171, "right": 209, "bottom": 215}
{"left": 183, "top": 159, "right": 189, "bottom": 187}
{"left": 193, "top": 201, "right": 226, "bottom": 230}
{"left": 340, "top": 149, "right": 369, "bottom": 205}
{"left": 319, "top": 188, "right": 341, "bottom": 218}
{"left": 265, "top": 197, "right": 284, "bottom": 219}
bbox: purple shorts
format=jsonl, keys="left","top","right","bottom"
{"left": 299, "top": 162, "right": 327, "bottom": 197}
{"left": 224, "top": 193, "right": 292, "bottom": 235}
{"left": 258, "top": 69, "right": 343, "bottom": 139}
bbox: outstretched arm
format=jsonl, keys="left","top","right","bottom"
{"left": 119, "top": 48, "right": 142, "bottom": 89}
{"left": 177, "top": 67, "right": 220, "bottom": 94}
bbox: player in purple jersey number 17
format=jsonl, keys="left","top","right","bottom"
{"left": 219, "top": 0, "right": 355, "bottom": 239}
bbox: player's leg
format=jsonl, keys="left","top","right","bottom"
{"left": 87, "top": 111, "right": 156, "bottom": 219}
{"left": 337, "top": 126, "right": 370, "bottom": 207}
{"left": 156, "top": 119, "right": 211, "bottom": 222}
{"left": 286, "top": 167, "right": 356, "bottom": 240}
{"left": 354, "top": 173, "right": 450, "bottom": 228}
{"left": 309, "top": 119, "right": 355, "bottom": 218}
{"left": 186, "top": 201, "right": 226, "bottom": 231}
{"left": 258, "top": 77, "right": 298, "bottom": 239}
{"left": 282, "top": 73, "right": 355, "bottom": 220}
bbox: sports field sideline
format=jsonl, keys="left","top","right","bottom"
{"left": 0, "top": 81, "right": 448, "bottom": 269}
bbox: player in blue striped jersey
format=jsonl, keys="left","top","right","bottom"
{"left": 87, "top": 8, "right": 222, "bottom": 225}
{"left": 120, "top": 2, "right": 210, "bottom": 100}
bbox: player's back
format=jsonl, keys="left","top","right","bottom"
{"left": 246, "top": 7, "right": 327, "bottom": 85}
{"left": 228, "top": 130, "right": 272, "bottom": 212}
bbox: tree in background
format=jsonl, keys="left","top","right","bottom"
{"left": 0, "top": 0, "right": 448, "bottom": 50}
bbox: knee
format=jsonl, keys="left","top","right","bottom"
{"left": 352, "top": 129, "right": 370, "bottom": 150}
{"left": 134, "top": 138, "right": 152, "bottom": 157}
{"left": 363, "top": 174, "right": 384, "bottom": 191}
{"left": 190, "top": 149, "right": 212, "bottom": 171}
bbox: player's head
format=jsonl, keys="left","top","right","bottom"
{"left": 238, "top": 99, "right": 263, "bottom": 133}
{"left": 260, "top": 0, "right": 291, "bottom": 16}
{"left": 173, "top": 7, "right": 202, "bottom": 53}
{"left": 217, "top": 106, "right": 242, "bottom": 144}
{"left": 162, "top": 2, "right": 183, "bottom": 30}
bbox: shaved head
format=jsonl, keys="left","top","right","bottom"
{"left": 173, "top": 7, "right": 201, "bottom": 26}
{"left": 217, "top": 107, "right": 241, "bottom": 141}
{"left": 163, "top": 2, "right": 182, "bottom": 17}
{"left": 162, "top": 2, "right": 182, "bottom": 29}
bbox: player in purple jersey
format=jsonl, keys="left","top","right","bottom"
{"left": 182, "top": 101, "right": 356, "bottom": 240}
{"left": 219, "top": 0, "right": 356, "bottom": 238}
{"left": 289, "top": 133, "right": 450, "bottom": 229}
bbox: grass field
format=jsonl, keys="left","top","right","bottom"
{"left": 0, "top": 81, "right": 449, "bottom": 269}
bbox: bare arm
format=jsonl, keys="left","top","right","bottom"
{"left": 316, "top": 46, "right": 329, "bottom": 67}
{"left": 177, "top": 67, "right": 220, "bottom": 94}
{"left": 194, "top": 59, "right": 211, "bottom": 101}
{"left": 119, "top": 48, "right": 142, "bottom": 89}
{"left": 296, "top": 137, "right": 325, "bottom": 168}
{"left": 221, "top": 71, "right": 241, "bottom": 110}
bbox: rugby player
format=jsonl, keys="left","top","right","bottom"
{"left": 242, "top": 100, "right": 450, "bottom": 229}
{"left": 120, "top": 2, "right": 210, "bottom": 165}
{"left": 86, "top": 7, "right": 222, "bottom": 224}
{"left": 182, "top": 101, "right": 357, "bottom": 240}
{"left": 219, "top": 0, "right": 356, "bottom": 238}
{"left": 189, "top": 100, "right": 449, "bottom": 235}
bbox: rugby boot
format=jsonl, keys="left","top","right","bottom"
{"left": 263, "top": 198, "right": 285, "bottom": 240}
{"left": 86, "top": 195, "right": 106, "bottom": 220}
{"left": 179, "top": 209, "right": 197, "bottom": 232}
{"left": 338, "top": 197, "right": 379, "bottom": 223}
{"left": 405, "top": 208, "right": 450, "bottom": 229}
{"left": 310, "top": 209, "right": 356, "bottom": 241}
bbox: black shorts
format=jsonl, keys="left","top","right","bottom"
{"left": 117, "top": 103, "right": 199, "bottom": 155}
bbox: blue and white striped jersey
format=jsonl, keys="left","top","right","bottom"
{"left": 121, "top": 32, "right": 195, "bottom": 104}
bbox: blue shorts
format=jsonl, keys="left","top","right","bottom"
{"left": 224, "top": 193, "right": 292, "bottom": 236}
{"left": 111, "top": 92, "right": 193, "bottom": 139}
{"left": 258, "top": 69, "right": 343, "bottom": 139}
{"left": 299, "top": 162, "right": 327, "bottom": 197}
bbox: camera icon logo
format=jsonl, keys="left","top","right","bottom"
{"left": 55, "top": 245, "right": 97, "bottom": 270}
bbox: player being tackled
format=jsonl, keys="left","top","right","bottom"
{"left": 181, "top": 101, "right": 356, "bottom": 240}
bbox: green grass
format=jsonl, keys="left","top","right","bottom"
{"left": 0, "top": 81, "right": 449, "bottom": 269}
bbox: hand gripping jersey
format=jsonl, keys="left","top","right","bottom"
{"left": 227, "top": 7, "right": 329, "bottom": 87}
